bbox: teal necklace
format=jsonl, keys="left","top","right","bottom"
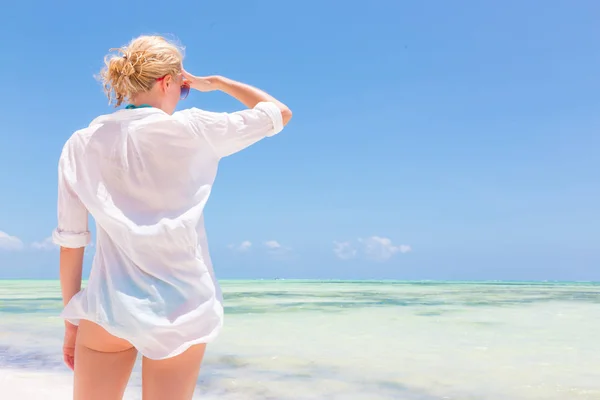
{"left": 125, "top": 104, "right": 153, "bottom": 109}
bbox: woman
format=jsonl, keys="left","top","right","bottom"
{"left": 53, "top": 35, "right": 292, "bottom": 400}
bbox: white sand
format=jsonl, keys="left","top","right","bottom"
{"left": 0, "top": 369, "right": 146, "bottom": 400}
{"left": 0, "top": 369, "right": 74, "bottom": 399}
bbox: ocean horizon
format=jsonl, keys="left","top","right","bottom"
{"left": 2, "top": 278, "right": 600, "bottom": 283}
{"left": 1, "top": 279, "right": 599, "bottom": 399}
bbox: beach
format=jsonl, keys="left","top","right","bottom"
{"left": 1, "top": 280, "right": 599, "bottom": 399}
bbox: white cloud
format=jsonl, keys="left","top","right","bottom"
{"left": 0, "top": 231, "right": 24, "bottom": 251}
{"left": 31, "top": 237, "right": 58, "bottom": 251}
{"left": 334, "top": 236, "right": 411, "bottom": 262}
{"left": 263, "top": 240, "right": 291, "bottom": 257}
{"left": 333, "top": 241, "right": 357, "bottom": 260}
{"left": 399, "top": 245, "right": 412, "bottom": 253}
{"left": 360, "top": 236, "right": 411, "bottom": 261}
{"left": 264, "top": 240, "right": 282, "bottom": 250}
{"left": 228, "top": 240, "right": 292, "bottom": 257}
{"left": 228, "top": 240, "right": 252, "bottom": 252}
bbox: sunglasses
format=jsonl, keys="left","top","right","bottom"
{"left": 156, "top": 75, "right": 190, "bottom": 100}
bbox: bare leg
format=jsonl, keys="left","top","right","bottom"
{"left": 142, "top": 343, "right": 206, "bottom": 400}
{"left": 73, "top": 320, "right": 138, "bottom": 400}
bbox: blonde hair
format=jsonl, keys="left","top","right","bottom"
{"left": 99, "top": 35, "right": 184, "bottom": 107}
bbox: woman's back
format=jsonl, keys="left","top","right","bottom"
{"left": 59, "top": 101, "right": 283, "bottom": 359}
{"left": 66, "top": 107, "right": 217, "bottom": 249}
{"left": 60, "top": 106, "right": 220, "bottom": 360}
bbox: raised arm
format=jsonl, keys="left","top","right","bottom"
{"left": 179, "top": 71, "right": 293, "bottom": 158}
{"left": 182, "top": 71, "right": 292, "bottom": 126}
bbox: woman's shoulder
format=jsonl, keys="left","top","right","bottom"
{"left": 173, "top": 107, "right": 225, "bottom": 124}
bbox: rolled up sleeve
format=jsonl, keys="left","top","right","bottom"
{"left": 52, "top": 147, "right": 91, "bottom": 248}
{"left": 253, "top": 101, "right": 284, "bottom": 136}
{"left": 180, "top": 101, "right": 284, "bottom": 158}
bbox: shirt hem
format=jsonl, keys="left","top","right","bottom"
{"left": 62, "top": 313, "right": 222, "bottom": 360}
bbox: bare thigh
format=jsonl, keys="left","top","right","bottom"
{"left": 142, "top": 344, "right": 206, "bottom": 400}
{"left": 74, "top": 320, "right": 138, "bottom": 400}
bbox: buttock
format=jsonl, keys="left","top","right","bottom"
{"left": 77, "top": 319, "right": 135, "bottom": 353}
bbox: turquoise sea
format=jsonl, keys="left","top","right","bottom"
{"left": 1, "top": 280, "right": 599, "bottom": 399}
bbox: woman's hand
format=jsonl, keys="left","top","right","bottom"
{"left": 63, "top": 323, "right": 78, "bottom": 371}
{"left": 182, "top": 69, "right": 221, "bottom": 92}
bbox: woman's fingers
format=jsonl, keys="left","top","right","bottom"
{"left": 64, "top": 352, "right": 74, "bottom": 370}
{"left": 63, "top": 342, "right": 75, "bottom": 371}
{"left": 181, "top": 69, "right": 195, "bottom": 80}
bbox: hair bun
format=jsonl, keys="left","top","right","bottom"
{"left": 121, "top": 59, "right": 136, "bottom": 77}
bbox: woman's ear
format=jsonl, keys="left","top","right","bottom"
{"left": 159, "top": 75, "right": 172, "bottom": 93}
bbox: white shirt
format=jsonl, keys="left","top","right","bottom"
{"left": 52, "top": 102, "right": 284, "bottom": 360}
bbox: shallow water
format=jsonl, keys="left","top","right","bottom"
{"left": 1, "top": 280, "right": 599, "bottom": 399}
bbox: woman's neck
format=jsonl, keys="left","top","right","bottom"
{"left": 129, "top": 94, "right": 163, "bottom": 110}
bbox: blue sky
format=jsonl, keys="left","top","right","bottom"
{"left": 0, "top": 1, "right": 598, "bottom": 280}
